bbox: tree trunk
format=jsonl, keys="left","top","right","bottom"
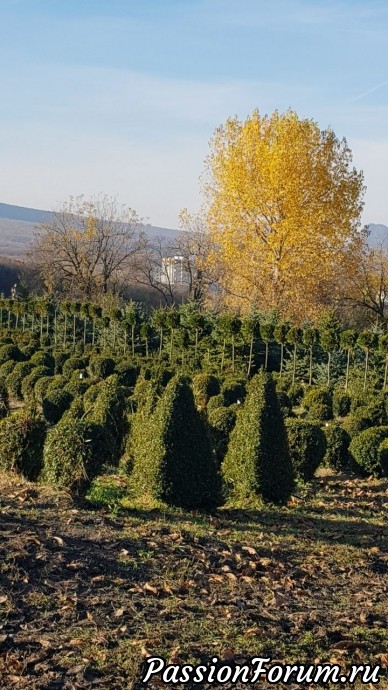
{"left": 221, "top": 339, "right": 226, "bottom": 372}
{"left": 363, "top": 349, "right": 369, "bottom": 391}
{"left": 63, "top": 314, "right": 67, "bottom": 346}
{"left": 145, "top": 337, "right": 149, "bottom": 358}
{"left": 327, "top": 351, "right": 331, "bottom": 386}
{"left": 309, "top": 346, "right": 313, "bottom": 386}
{"left": 83, "top": 318, "right": 87, "bottom": 345}
{"left": 264, "top": 341, "right": 269, "bottom": 371}
{"left": 159, "top": 328, "right": 163, "bottom": 358}
{"left": 280, "top": 342, "right": 284, "bottom": 378}
{"left": 232, "top": 335, "right": 235, "bottom": 372}
{"left": 292, "top": 344, "right": 297, "bottom": 385}
{"left": 195, "top": 329, "right": 198, "bottom": 359}
{"left": 383, "top": 355, "right": 388, "bottom": 391}
{"left": 131, "top": 325, "right": 135, "bottom": 356}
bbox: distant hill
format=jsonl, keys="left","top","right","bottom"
{"left": 366, "top": 223, "right": 388, "bottom": 247}
{"left": 0, "top": 202, "right": 179, "bottom": 258}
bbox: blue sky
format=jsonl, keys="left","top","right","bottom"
{"left": 1, "top": 0, "right": 388, "bottom": 227}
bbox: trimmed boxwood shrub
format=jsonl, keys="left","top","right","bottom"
{"left": 285, "top": 419, "right": 327, "bottom": 481}
{"left": 366, "top": 395, "right": 387, "bottom": 427}
{"left": 46, "top": 375, "right": 67, "bottom": 394}
{"left": 0, "top": 382, "right": 9, "bottom": 419}
{"left": 192, "top": 373, "right": 220, "bottom": 408}
{"left": 62, "top": 356, "right": 89, "bottom": 379}
{"left": 114, "top": 360, "right": 139, "bottom": 387}
{"left": 89, "top": 355, "right": 115, "bottom": 380}
{"left": 221, "top": 377, "right": 246, "bottom": 406}
{"left": 349, "top": 426, "right": 388, "bottom": 477}
{"left": 30, "top": 351, "right": 55, "bottom": 372}
{"left": 0, "top": 407, "right": 46, "bottom": 480}
{"left": 85, "top": 375, "right": 126, "bottom": 465}
{"left": 0, "top": 344, "right": 25, "bottom": 366}
{"left": 0, "top": 360, "right": 17, "bottom": 382}
{"left": 208, "top": 406, "right": 236, "bottom": 465}
{"left": 53, "top": 351, "right": 70, "bottom": 374}
{"left": 304, "top": 386, "right": 333, "bottom": 421}
{"left": 6, "top": 361, "right": 35, "bottom": 399}
{"left": 277, "top": 391, "right": 293, "bottom": 419}
{"left": 129, "top": 376, "right": 221, "bottom": 509}
{"left": 64, "top": 375, "right": 90, "bottom": 397}
{"left": 21, "top": 366, "right": 51, "bottom": 400}
{"left": 206, "top": 394, "right": 225, "bottom": 413}
{"left": 333, "top": 389, "right": 351, "bottom": 418}
{"left": 42, "top": 389, "right": 74, "bottom": 424}
{"left": 42, "top": 403, "right": 100, "bottom": 496}
{"left": 222, "top": 372, "right": 294, "bottom": 504}
{"left": 341, "top": 408, "right": 372, "bottom": 438}
{"left": 323, "top": 423, "right": 350, "bottom": 471}
{"left": 378, "top": 439, "right": 388, "bottom": 476}
{"left": 287, "top": 382, "right": 304, "bottom": 406}
{"left": 34, "top": 375, "right": 55, "bottom": 403}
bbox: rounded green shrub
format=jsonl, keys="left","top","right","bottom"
{"left": 323, "top": 423, "right": 350, "bottom": 471}
{"left": 6, "top": 361, "right": 35, "bottom": 399}
{"left": 287, "top": 382, "right": 304, "bottom": 406}
{"left": 62, "top": 356, "right": 89, "bottom": 379}
{"left": 304, "top": 386, "right": 333, "bottom": 421}
{"left": 285, "top": 418, "right": 327, "bottom": 482}
{"left": 222, "top": 372, "right": 294, "bottom": 504}
{"left": 333, "top": 389, "right": 351, "bottom": 418}
{"left": 0, "top": 407, "right": 46, "bottom": 480}
{"left": 341, "top": 409, "right": 372, "bottom": 438}
{"left": 53, "top": 351, "right": 70, "bottom": 374}
{"left": 206, "top": 394, "right": 225, "bottom": 414}
{"left": 89, "top": 355, "right": 115, "bottom": 380}
{"left": 64, "top": 377, "right": 90, "bottom": 397}
{"left": 129, "top": 376, "right": 221, "bottom": 509}
{"left": 42, "top": 389, "right": 74, "bottom": 424}
{"left": 114, "top": 360, "right": 139, "bottom": 387}
{"left": 192, "top": 373, "right": 220, "bottom": 408}
{"left": 30, "top": 351, "right": 55, "bottom": 371}
{"left": 21, "top": 366, "right": 51, "bottom": 400}
{"left": 46, "top": 375, "right": 67, "bottom": 394}
{"left": 0, "top": 360, "right": 17, "bottom": 382}
{"left": 0, "top": 381, "right": 9, "bottom": 419}
{"left": 33, "top": 375, "right": 55, "bottom": 403}
{"left": 378, "top": 439, "right": 388, "bottom": 475}
{"left": 349, "top": 426, "right": 388, "bottom": 477}
{"left": 0, "top": 344, "right": 25, "bottom": 366}
{"left": 42, "top": 405, "right": 99, "bottom": 496}
{"left": 221, "top": 377, "right": 246, "bottom": 406}
{"left": 208, "top": 405, "right": 236, "bottom": 465}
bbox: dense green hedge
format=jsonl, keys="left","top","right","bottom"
{"left": 285, "top": 418, "right": 327, "bottom": 481}
{"left": 324, "top": 423, "right": 350, "bottom": 471}
{"left": 222, "top": 372, "right": 294, "bottom": 504}
{"left": 0, "top": 407, "right": 46, "bottom": 480}
{"left": 349, "top": 426, "right": 388, "bottom": 477}
{"left": 129, "top": 376, "right": 220, "bottom": 509}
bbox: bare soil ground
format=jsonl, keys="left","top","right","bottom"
{"left": 0, "top": 470, "right": 387, "bottom": 689}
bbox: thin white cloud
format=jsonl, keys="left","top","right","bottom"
{"left": 350, "top": 79, "right": 388, "bottom": 103}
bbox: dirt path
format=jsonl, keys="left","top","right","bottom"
{"left": 0, "top": 471, "right": 387, "bottom": 689}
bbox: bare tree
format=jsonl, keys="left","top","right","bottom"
{"left": 131, "top": 236, "right": 178, "bottom": 306}
{"left": 29, "top": 194, "right": 144, "bottom": 298}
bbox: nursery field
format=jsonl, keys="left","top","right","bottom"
{"left": 0, "top": 470, "right": 387, "bottom": 690}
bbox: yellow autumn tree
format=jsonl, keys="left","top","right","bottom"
{"left": 204, "top": 109, "right": 365, "bottom": 321}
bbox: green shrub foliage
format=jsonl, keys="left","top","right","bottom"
{"left": 130, "top": 376, "right": 220, "bottom": 509}
{"left": 21, "top": 366, "right": 51, "bottom": 400}
{"left": 287, "top": 382, "right": 304, "bottom": 406}
{"left": 30, "top": 351, "right": 55, "bottom": 372}
{"left": 114, "top": 360, "right": 139, "bottom": 387}
{"left": 62, "top": 356, "right": 89, "bottom": 379}
{"left": 276, "top": 391, "right": 293, "bottom": 418}
{"left": 206, "top": 394, "right": 225, "bottom": 414}
{"left": 349, "top": 426, "right": 388, "bottom": 477}
{"left": 221, "top": 377, "right": 246, "bottom": 406}
{"left": 208, "top": 406, "right": 237, "bottom": 465}
{"left": 0, "top": 407, "right": 46, "bottom": 480}
{"left": 42, "top": 404, "right": 100, "bottom": 495}
{"left": 341, "top": 409, "right": 373, "bottom": 438}
{"left": 0, "top": 381, "right": 9, "bottom": 419}
{"left": 0, "top": 344, "right": 25, "bottom": 366}
{"left": 43, "top": 389, "right": 74, "bottom": 424}
{"left": 53, "top": 351, "right": 70, "bottom": 374}
{"left": 85, "top": 374, "right": 126, "bottom": 466}
{"left": 89, "top": 355, "right": 115, "bottom": 379}
{"left": 192, "top": 373, "right": 220, "bottom": 408}
{"left": 222, "top": 372, "right": 294, "bottom": 503}
{"left": 304, "top": 386, "right": 333, "bottom": 421}
{"left": 332, "top": 389, "right": 351, "bottom": 418}
{"left": 34, "top": 375, "right": 55, "bottom": 403}
{"left": 0, "top": 360, "right": 17, "bottom": 382}
{"left": 324, "top": 423, "right": 350, "bottom": 471}
{"left": 285, "top": 419, "right": 327, "bottom": 481}
{"left": 5, "top": 361, "right": 35, "bottom": 399}
{"left": 378, "top": 439, "right": 388, "bottom": 476}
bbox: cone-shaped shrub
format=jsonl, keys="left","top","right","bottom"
{"left": 85, "top": 374, "right": 126, "bottom": 466}
{"left": 349, "top": 426, "right": 388, "bottom": 477}
{"left": 222, "top": 372, "right": 294, "bottom": 504}
{"left": 129, "top": 376, "right": 220, "bottom": 509}
{"left": 0, "top": 407, "right": 46, "bottom": 480}
{"left": 285, "top": 419, "right": 327, "bottom": 481}
{"left": 42, "top": 401, "right": 99, "bottom": 495}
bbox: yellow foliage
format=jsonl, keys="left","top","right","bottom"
{"left": 204, "top": 109, "right": 365, "bottom": 321}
